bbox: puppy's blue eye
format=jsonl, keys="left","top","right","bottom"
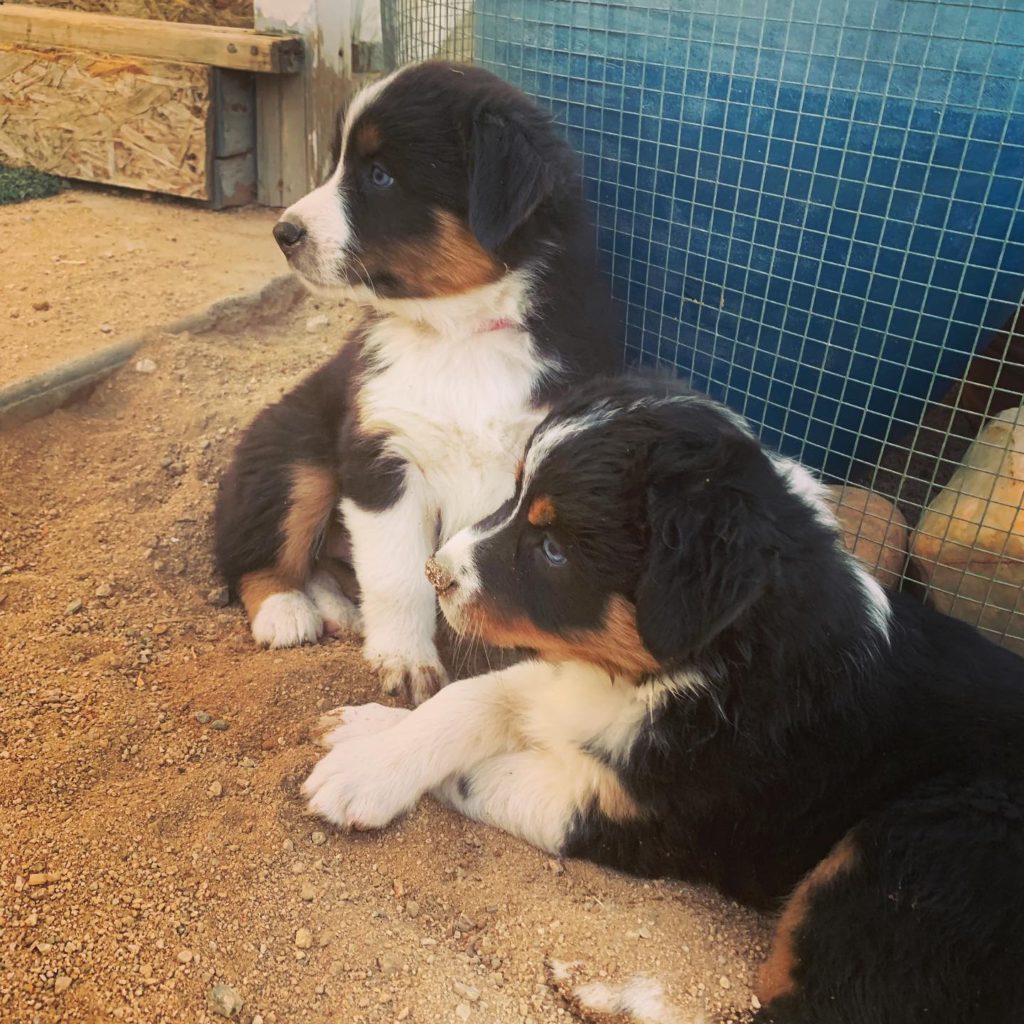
{"left": 542, "top": 535, "right": 567, "bottom": 567}
{"left": 370, "top": 163, "right": 394, "bottom": 189}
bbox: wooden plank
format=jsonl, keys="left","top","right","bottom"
{"left": 0, "top": 4, "right": 303, "bottom": 73}
{"left": 254, "top": 0, "right": 350, "bottom": 206}
{"left": 0, "top": 43, "right": 211, "bottom": 200}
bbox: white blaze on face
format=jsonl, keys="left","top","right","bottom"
{"left": 276, "top": 70, "right": 401, "bottom": 290}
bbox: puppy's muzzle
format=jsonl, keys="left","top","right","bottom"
{"left": 425, "top": 557, "right": 457, "bottom": 596}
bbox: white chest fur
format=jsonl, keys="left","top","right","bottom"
{"left": 358, "top": 317, "right": 552, "bottom": 539}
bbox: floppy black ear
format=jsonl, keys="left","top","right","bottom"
{"left": 468, "top": 110, "right": 557, "bottom": 252}
{"left": 635, "top": 440, "right": 776, "bottom": 664}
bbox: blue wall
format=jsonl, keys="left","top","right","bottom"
{"left": 476, "top": 0, "right": 1024, "bottom": 478}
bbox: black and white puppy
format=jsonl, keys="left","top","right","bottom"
{"left": 304, "top": 377, "right": 1024, "bottom": 1023}
{"left": 214, "top": 62, "right": 618, "bottom": 704}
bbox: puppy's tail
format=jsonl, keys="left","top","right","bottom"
{"left": 545, "top": 959, "right": 710, "bottom": 1024}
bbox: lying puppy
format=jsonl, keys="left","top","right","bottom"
{"left": 214, "top": 62, "right": 617, "bottom": 703}
{"left": 305, "top": 376, "right": 1024, "bottom": 1023}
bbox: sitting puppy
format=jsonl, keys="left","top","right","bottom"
{"left": 304, "top": 377, "right": 1024, "bottom": 1023}
{"left": 214, "top": 62, "right": 617, "bottom": 704}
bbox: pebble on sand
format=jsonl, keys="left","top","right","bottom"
{"left": 295, "top": 928, "right": 313, "bottom": 949}
{"left": 54, "top": 976, "right": 72, "bottom": 995}
{"left": 208, "top": 982, "right": 244, "bottom": 1018}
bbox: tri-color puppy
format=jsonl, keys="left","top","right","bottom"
{"left": 304, "top": 377, "right": 1024, "bottom": 1023}
{"left": 214, "top": 62, "right": 617, "bottom": 703}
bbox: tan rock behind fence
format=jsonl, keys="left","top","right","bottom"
{"left": 823, "top": 485, "right": 909, "bottom": 589}
{"left": 910, "top": 404, "right": 1024, "bottom": 654}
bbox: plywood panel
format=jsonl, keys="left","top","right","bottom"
{"left": 0, "top": 44, "right": 211, "bottom": 199}
{"left": 24, "top": 0, "right": 252, "bottom": 30}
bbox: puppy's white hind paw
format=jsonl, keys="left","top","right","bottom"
{"left": 316, "top": 703, "right": 411, "bottom": 748}
{"left": 546, "top": 960, "right": 687, "bottom": 1024}
{"left": 251, "top": 591, "right": 323, "bottom": 648}
{"left": 306, "top": 570, "right": 363, "bottom": 638}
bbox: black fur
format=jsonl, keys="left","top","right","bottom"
{"left": 471, "top": 376, "right": 1024, "bottom": 1023}
{"left": 214, "top": 340, "right": 359, "bottom": 592}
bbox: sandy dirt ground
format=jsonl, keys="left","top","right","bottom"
{"left": 0, "top": 197, "right": 773, "bottom": 1024}
{"left": 0, "top": 190, "right": 281, "bottom": 386}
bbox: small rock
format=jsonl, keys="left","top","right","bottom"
{"left": 455, "top": 1003, "right": 471, "bottom": 1022}
{"left": 195, "top": 711, "right": 211, "bottom": 724}
{"left": 177, "top": 949, "right": 194, "bottom": 964}
{"left": 310, "top": 830, "right": 327, "bottom": 846}
{"left": 405, "top": 900, "right": 420, "bottom": 918}
{"left": 204, "top": 586, "right": 228, "bottom": 607}
{"left": 208, "top": 780, "right": 223, "bottom": 799}
{"left": 290, "top": 860, "right": 306, "bottom": 875}
{"left": 94, "top": 582, "right": 113, "bottom": 598}
{"left": 719, "top": 975, "right": 731, "bottom": 990}
{"left": 54, "top": 976, "right": 72, "bottom": 995}
{"left": 378, "top": 953, "right": 400, "bottom": 976}
{"left": 305, "top": 314, "right": 330, "bottom": 332}
{"left": 295, "top": 928, "right": 313, "bottom": 950}
{"left": 208, "top": 982, "right": 243, "bottom": 1018}
{"left": 99, "top": 322, "right": 114, "bottom": 334}
{"left": 453, "top": 980, "right": 481, "bottom": 1002}
{"left": 64, "top": 599, "right": 83, "bottom": 616}
{"left": 210, "top": 719, "right": 229, "bottom": 731}
{"left": 456, "top": 913, "right": 475, "bottom": 932}
{"left": 300, "top": 881, "right": 316, "bottom": 901}
{"left": 32, "top": 300, "right": 51, "bottom": 312}
{"left": 637, "top": 926, "right": 652, "bottom": 940}
{"left": 134, "top": 357, "right": 157, "bottom": 373}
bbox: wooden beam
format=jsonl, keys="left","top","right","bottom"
{"left": 0, "top": 4, "right": 303, "bottom": 74}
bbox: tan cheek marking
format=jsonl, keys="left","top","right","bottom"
{"left": 354, "top": 119, "right": 381, "bottom": 157}
{"left": 528, "top": 496, "right": 557, "bottom": 527}
{"left": 463, "top": 595, "right": 658, "bottom": 679}
{"left": 756, "top": 834, "right": 859, "bottom": 1005}
{"left": 594, "top": 770, "right": 642, "bottom": 824}
{"left": 372, "top": 208, "right": 502, "bottom": 297}
{"left": 278, "top": 463, "right": 339, "bottom": 582}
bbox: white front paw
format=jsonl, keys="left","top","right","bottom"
{"left": 370, "top": 652, "right": 449, "bottom": 706}
{"left": 302, "top": 736, "right": 417, "bottom": 831}
{"left": 316, "top": 703, "right": 411, "bottom": 748}
{"left": 251, "top": 592, "right": 322, "bottom": 647}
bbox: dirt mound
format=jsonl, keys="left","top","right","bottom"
{"left": 0, "top": 295, "right": 770, "bottom": 1024}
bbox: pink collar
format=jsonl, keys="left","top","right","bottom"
{"left": 478, "top": 317, "right": 520, "bottom": 334}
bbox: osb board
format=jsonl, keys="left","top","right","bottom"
{"left": 22, "top": 0, "right": 252, "bottom": 29}
{"left": 0, "top": 44, "right": 210, "bottom": 200}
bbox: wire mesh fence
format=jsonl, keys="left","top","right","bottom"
{"left": 379, "top": 0, "right": 1024, "bottom": 653}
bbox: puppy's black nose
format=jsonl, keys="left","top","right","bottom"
{"left": 425, "top": 557, "right": 457, "bottom": 595}
{"left": 273, "top": 219, "right": 306, "bottom": 252}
